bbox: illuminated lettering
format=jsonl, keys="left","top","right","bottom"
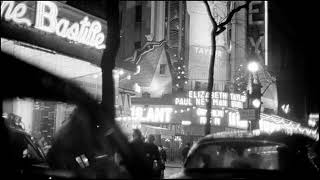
{"left": 174, "top": 98, "right": 192, "bottom": 106}
{"left": 78, "top": 17, "right": 90, "bottom": 42}
{"left": 56, "top": 18, "right": 70, "bottom": 37}
{"left": 196, "top": 108, "right": 224, "bottom": 117}
{"left": 164, "top": 108, "right": 172, "bottom": 123}
{"left": 193, "top": 46, "right": 223, "bottom": 58}
{"left": 214, "top": 118, "right": 221, "bottom": 126}
{"left": 2, "top": 1, "right": 106, "bottom": 49}
{"left": 231, "top": 101, "right": 243, "bottom": 109}
{"left": 131, "top": 106, "right": 172, "bottom": 123}
{"left": 35, "top": 1, "right": 58, "bottom": 33}
{"left": 199, "top": 117, "right": 220, "bottom": 126}
{"left": 212, "top": 99, "right": 227, "bottom": 107}
{"left": 228, "top": 112, "right": 247, "bottom": 129}
{"left": 182, "top": 91, "right": 246, "bottom": 108}
{"left": 34, "top": 1, "right": 106, "bottom": 49}
{"left": 200, "top": 117, "right": 207, "bottom": 124}
{"left": 1, "top": 1, "right": 31, "bottom": 26}
{"left": 195, "top": 98, "right": 205, "bottom": 106}
{"left": 147, "top": 108, "right": 154, "bottom": 122}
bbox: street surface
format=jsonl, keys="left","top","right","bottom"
{"left": 164, "top": 161, "right": 183, "bottom": 178}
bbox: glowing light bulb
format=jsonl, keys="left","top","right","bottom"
{"left": 247, "top": 62, "right": 259, "bottom": 73}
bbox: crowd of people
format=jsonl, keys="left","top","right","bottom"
{"left": 115, "top": 129, "right": 168, "bottom": 179}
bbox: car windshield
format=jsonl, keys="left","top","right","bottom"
{"left": 1, "top": 1, "right": 319, "bottom": 179}
{"left": 185, "top": 141, "right": 283, "bottom": 170}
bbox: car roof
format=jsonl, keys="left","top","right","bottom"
{"left": 188, "top": 131, "right": 316, "bottom": 155}
{"left": 200, "top": 130, "right": 315, "bottom": 144}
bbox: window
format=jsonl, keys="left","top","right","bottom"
{"left": 134, "top": 41, "right": 141, "bottom": 50}
{"left": 135, "top": 5, "right": 142, "bottom": 23}
{"left": 160, "top": 64, "right": 166, "bottom": 74}
{"left": 186, "top": 143, "right": 281, "bottom": 170}
{"left": 195, "top": 81, "right": 201, "bottom": 91}
{"left": 142, "top": 92, "right": 151, "bottom": 98}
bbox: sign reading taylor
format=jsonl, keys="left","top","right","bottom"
{"left": 175, "top": 91, "right": 247, "bottom": 109}
{"left": 1, "top": 1, "right": 106, "bottom": 50}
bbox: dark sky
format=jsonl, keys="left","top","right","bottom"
{"left": 269, "top": 1, "right": 319, "bottom": 121}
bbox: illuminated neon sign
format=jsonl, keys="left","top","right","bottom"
{"left": 174, "top": 91, "right": 247, "bottom": 109}
{"left": 131, "top": 106, "right": 173, "bottom": 123}
{"left": 1, "top": 1, "right": 106, "bottom": 50}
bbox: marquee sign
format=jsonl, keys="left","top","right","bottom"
{"left": 1, "top": 1, "right": 106, "bottom": 50}
{"left": 130, "top": 105, "right": 173, "bottom": 123}
{"left": 174, "top": 91, "right": 247, "bottom": 109}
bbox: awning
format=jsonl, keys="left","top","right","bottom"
{"left": 141, "top": 124, "right": 175, "bottom": 137}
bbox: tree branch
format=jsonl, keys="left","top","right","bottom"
{"left": 216, "top": 1, "right": 251, "bottom": 35}
{"left": 204, "top": 1, "right": 217, "bottom": 26}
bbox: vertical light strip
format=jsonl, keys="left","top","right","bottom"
{"left": 150, "top": 1, "right": 155, "bottom": 39}
{"left": 264, "top": 1, "right": 268, "bottom": 66}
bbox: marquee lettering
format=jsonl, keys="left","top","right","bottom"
{"left": 131, "top": 106, "right": 173, "bottom": 123}
{"left": 1, "top": 1, "right": 106, "bottom": 50}
{"left": 1, "top": 1, "right": 31, "bottom": 26}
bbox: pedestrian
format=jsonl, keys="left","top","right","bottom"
{"left": 114, "top": 128, "right": 153, "bottom": 178}
{"left": 132, "top": 128, "right": 145, "bottom": 145}
{"left": 181, "top": 143, "right": 191, "bottom": 163}
{"left": 159, "top": 144, "right": 167, "bottom": 179}
{"left": 145, "top": 134, "right": 161, "bottom": 178}
{"left": 129, "top": 129, "right": 154, "bottom": 178}
{"left": 159, "top": 145, "right": 167, "bottom": 163}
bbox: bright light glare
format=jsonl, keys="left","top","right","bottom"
{"left": 134, "top": 83, "right": 141, "bottom": 93}
{"left": 181, "top": 120, "right": 191, "bottom": 126}
{"left": 252, "top": 99, "right": 261, "bottom": 108}
{"left": 247, "top": 62, "right": 259, "bottom": 73}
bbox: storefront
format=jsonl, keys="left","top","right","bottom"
{"left": 1, "top": 1, "right": 135, "bottom": 145}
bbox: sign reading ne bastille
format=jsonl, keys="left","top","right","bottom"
{"left": 175, "top": 91, "right": 247, "bottom": 109}
{"left": 1, "top": 1, "right": 106, "bottom": 50}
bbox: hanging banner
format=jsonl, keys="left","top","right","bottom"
{"left": 247, "top": 1, "right": 267, "bottom": 65}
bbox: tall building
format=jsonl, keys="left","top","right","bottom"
{"left": 186, "top": 1, "right": 229, "bottom": 92}
{"left": 121, "top": 1, "right": 249, "bottom": 142}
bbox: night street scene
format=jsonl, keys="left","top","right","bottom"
{"left": 1, "top": 1, "right": 319, "bottom": 179}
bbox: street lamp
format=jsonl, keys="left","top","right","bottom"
{"left": 247, "top": 61, "right": 262, "bottom": 131}
{"left": 247, "top": 61, "right": 259, "bottom": 73}
{"left": 252, "top": 99, "right": 261, "bottom": 108}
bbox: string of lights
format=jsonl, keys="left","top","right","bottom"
{"left": 174, "top": 54, "right": 188, "bottom": 89}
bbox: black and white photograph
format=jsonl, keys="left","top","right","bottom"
{"left": 1, "top": 1, "right": 319, "bottom": 179}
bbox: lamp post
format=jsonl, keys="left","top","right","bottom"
{"left": 247, "top": 61, "right": 262, "bottom": 131}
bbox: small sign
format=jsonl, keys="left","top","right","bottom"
{"left": 239, "top": 109, "right": 256, "bottom": 120}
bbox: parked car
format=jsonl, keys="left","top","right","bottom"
{"left": 6, "top": 124, "right": 48, "bottom": 172}
{"left": 169, "top": 131, "right": 319, "bottom": 179}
